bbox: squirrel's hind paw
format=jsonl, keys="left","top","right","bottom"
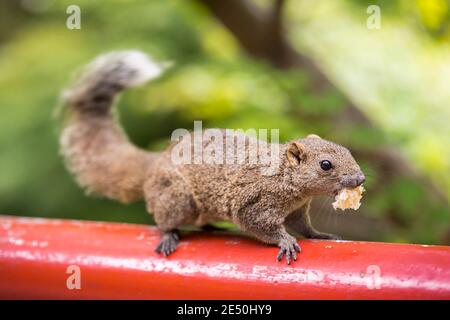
{"left": 155, "top": 230, "right": 180, "bottom": 257}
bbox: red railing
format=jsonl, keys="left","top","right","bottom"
{"left": 0, "top": 215, "right": 449, "bottom": 299}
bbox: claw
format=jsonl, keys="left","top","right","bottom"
{"left": 277, "top": 248, "right": 285, "bottom": 261}
{"left": 286, "top": 249, "right": 291, "bottom": 265}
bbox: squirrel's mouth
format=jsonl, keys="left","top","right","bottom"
{"left": 332, "top": 188, "right": 341, "bottom": 197}
{"left": 333, "top": 174, "right": 365, "bottom": 196}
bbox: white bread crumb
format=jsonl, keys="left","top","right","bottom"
{"left": 332, "top": 185, "right": 365, "bottom": 210}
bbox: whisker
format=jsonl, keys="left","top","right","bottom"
{"left": 315, "top": 197, "right": 328, "bottom": 218}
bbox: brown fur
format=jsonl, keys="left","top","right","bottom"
{"left": 59, "top": 51, "right": 365, "bottom": 263}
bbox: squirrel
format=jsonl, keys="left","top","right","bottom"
{"left": 59, "top": 51, "right": 365, "bottom": 264}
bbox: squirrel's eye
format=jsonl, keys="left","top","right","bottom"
{"left": 320, "top": 160, "right": 333, "bottom": 171}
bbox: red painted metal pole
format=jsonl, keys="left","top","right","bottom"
{"left": 0, "top": 215, "right": 449, "bottom": 299}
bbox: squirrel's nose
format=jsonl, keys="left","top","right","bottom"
{"left": 341, "top": 173, "right": 365, "bottom": 188}
{"left": 355, "top": 174, "right": 365, "bottom": 186}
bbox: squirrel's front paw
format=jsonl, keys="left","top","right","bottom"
{"left": 277, "top": 237, "right": 301, "bottom": 265}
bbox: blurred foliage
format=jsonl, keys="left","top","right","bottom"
{"left": 0, "top": 0, "right": 448, "bottom": 244}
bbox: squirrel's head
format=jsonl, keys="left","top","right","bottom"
{"left": 285, "top": 134, "right": 365, "bottom": 197}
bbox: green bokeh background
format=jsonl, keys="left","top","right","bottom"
{"left": 0, "top": 0, "right": 449, "bottom": 244}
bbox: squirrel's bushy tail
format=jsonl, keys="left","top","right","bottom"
{"left": 60, "top": 51, "right": 164, "bottom": 203}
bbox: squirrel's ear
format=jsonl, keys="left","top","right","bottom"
{"left": 307, "top": 134, "right": 321, "bottom": 139}
{"left": 287, "top": 142, "right": 306, "bottom": 166}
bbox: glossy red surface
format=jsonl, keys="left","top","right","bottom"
{"left": 0, "top": 215, "right": 449, "bottom": 299}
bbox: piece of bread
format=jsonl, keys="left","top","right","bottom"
{"left": 332, "top": 185, "right": 365, "bottom": 210}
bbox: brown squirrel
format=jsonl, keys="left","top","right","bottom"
{"left": 59, "top": 51, "right": 365, "bottom": 264}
